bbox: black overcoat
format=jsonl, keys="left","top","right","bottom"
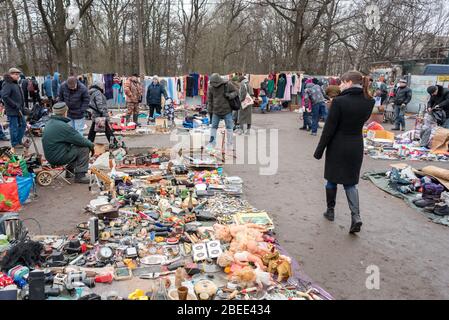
{"left": 314, "top": 87, "right": 374, "bottom": 185}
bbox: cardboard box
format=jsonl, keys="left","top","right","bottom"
{"left": 368, "top": 130, "right": 395, "bottom": 141}
{"left": 156, "top": 117, "right": 168, "bottom": 128}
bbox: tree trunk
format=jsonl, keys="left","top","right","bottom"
{"left": 163, "top": 0, "right": 171, "bottom": 75}
{"left": 321, "top": 28, "right": 332, "bottom": 75}
{"left": 137, "top": 0, "right": 146, "bottom": 77}
{"left": 55, "top": 0, "right": 69, "bottom": 77}
{"left": 6, "top": 0, "right": 29, "bottom": 74}
{"left": 23, "top": 0, "right": 39, "bottom": 75}
{"left": 5, "top": 10, "right": 12, "bottom": 65}
{"left": 121, "top": 20, "right": 127, "bottom": 75}
{"left": 68, "top": 37, "right": 73, "bottom": 73}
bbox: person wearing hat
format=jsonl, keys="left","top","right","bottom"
{"left": 58, "top": 75, "right": 90, "bottom": 136}
{"left": 42, "top": 102, "right": 94, "bottom": 184}
{"left": 0, "top": 68, "right": 26, "bottom": 148}
{"left": 391, "top": 79, "right": 412, "bottom": 131}
{"left": 146, "top": 75, "right": 168, "bottom": 123}
{"left": 87, "top": 81, "right": 116, "bottom": 144}
{"left": 124, "top": 73, "right": 143, "bottom": 125}
{"left": 427, "top": 85, "right": 449, "bottom": 127}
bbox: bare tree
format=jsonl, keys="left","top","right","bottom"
{"left": 37, "top": 0, "right": 94, "bottom": 77}
{"left": 6, "top": 0, "right": 29, "bottom": 74}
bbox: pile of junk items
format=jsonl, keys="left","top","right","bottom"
{"left": 363, "top": 163, "right": 449, "bottom": 226}
{"left": 0, "top": 146, "right": 333, "bottom": 301}
{"left": 364, "top": 119, "right": 449, "bottom": 162}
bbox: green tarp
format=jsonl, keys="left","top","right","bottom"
{"left": 362, "top": 171, "right": 449, "bottom": 227}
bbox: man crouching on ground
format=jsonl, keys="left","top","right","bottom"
{"left": 42, "top": 102, "right": 94, "bottom": 184}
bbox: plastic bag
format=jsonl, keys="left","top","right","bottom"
{"left": 0, "top": 179, "right": 21, "bottom": 212}
{"left": 366, "top": 121, "right": 384, "bottom": 131}
{"left": 94, "top": 117, "right": 107, "bottom": 133}
{"left": 16, "top": 175, "right": 34, "bottom": 204}
{"left": 92, "top": 152, "right": 111, "bottom": 170}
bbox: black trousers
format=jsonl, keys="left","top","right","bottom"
{"left": 149, "top": 104, "right": 162, "bottom": 119}
{"left": 88, "top": 120, "right": 114, "bottom": 143}
{"left": 32, "top": 93, "right": 41, "bottom": 105}
{"left": 66, "top": 146, "right": 90, "bottom": 175}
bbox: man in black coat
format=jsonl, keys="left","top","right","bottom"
{"left": 0, "top": 68, "right": 26, "bottom": 148}
{"left": 427, "top": 85, "right": 449, "bottom": 127}
{"left": 392, "top": 79, "right": 412, "bottom": 131}
{"left": 58, "top": 76, "right": 90, "bottom": 136}
{"left": 19, "top": 74, "right": 29, "bottom": 109}
{"left": 30, "top": 76, "right": 41, "bottom": 105}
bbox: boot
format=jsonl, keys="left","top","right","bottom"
{"left": 391, "top": 126, "right": 400, "bottom": 131}
{"left": 324, "top": 188, "right": 337, "bottom": 221}
{"left": 75, "top": 173, "right": 90, "bottom": 184}
{"left": 345, "top": 188, "right": 362, "bottom": 234}
{"left": 133, "top": 114, "right": 140, "bottom": 127}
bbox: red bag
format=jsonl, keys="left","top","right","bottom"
{"left": 0, "top": 179, "right": 21, "bottom": 212}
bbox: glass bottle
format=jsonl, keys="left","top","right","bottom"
{"left": 151, "top": 278, "right": 169, "bottom": 300}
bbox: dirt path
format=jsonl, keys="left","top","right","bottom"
{"left": 6, "top": 112, "right": 449, "bottom": 299}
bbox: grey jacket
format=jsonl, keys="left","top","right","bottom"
{"left": 207, "top": 74, "right": 238, "bottom": 116}
{"left": 89, "top": 86, "right": 109, "bottom": 119}
{"left": 239, "top": 79, "right": 254, "bottom": 102}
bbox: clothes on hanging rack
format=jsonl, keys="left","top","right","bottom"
{"left": 276, "top": 73, "right": 287, "bottom": 99}
{"left": 283, "top": 73, "right": 293, "bottom": 102}
{"left": 103, "top": 74, "right": 114, "bottom": 100}
{"left": 249, "top": 74, "right": 268, "bottom": 89}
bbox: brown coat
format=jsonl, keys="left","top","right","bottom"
{"left": 124, "top": 78, "right": 143, "bottom": 103}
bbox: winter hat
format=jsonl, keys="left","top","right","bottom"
{"left": 53, "top": 102, "right": 68, "bottom": 116}
{"left": 427, "top": 86, "right": 437, "bottom": 95}
{"left": 8, "top": 67, "right": 21, "bottom": 74}
{"left": 93, "top": 81, "right": 104, "bottom": 90}
{"left": 399, "top": 79, "right": 407, "bottom": 84}
{"left": 153, "top": 75, "right": 159, "bottom": 82}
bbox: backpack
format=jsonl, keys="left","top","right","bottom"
{"left": 27, "top": 80, "right": 35, "bottom": 94}
{"left": 224, "top": 83, "right": 241, "bottom": 111}
{"left": 431, "top": 109, "right": 446, "bottom": 126}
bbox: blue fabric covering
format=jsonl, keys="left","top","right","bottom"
{"left": 16, "top": 175, "right": 35, "bottom": 204}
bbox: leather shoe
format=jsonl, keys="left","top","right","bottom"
{"left": 75, "top": 174, "right": 90, "bottom": 184}
{"left": 349, "top": 214, "right": 363, "bottom": 233}
{"left": 434, "top": 204, "right": 449, "bottom": 216}
{"left": 413, "top": 198, "right": 435, "bottom": 208}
